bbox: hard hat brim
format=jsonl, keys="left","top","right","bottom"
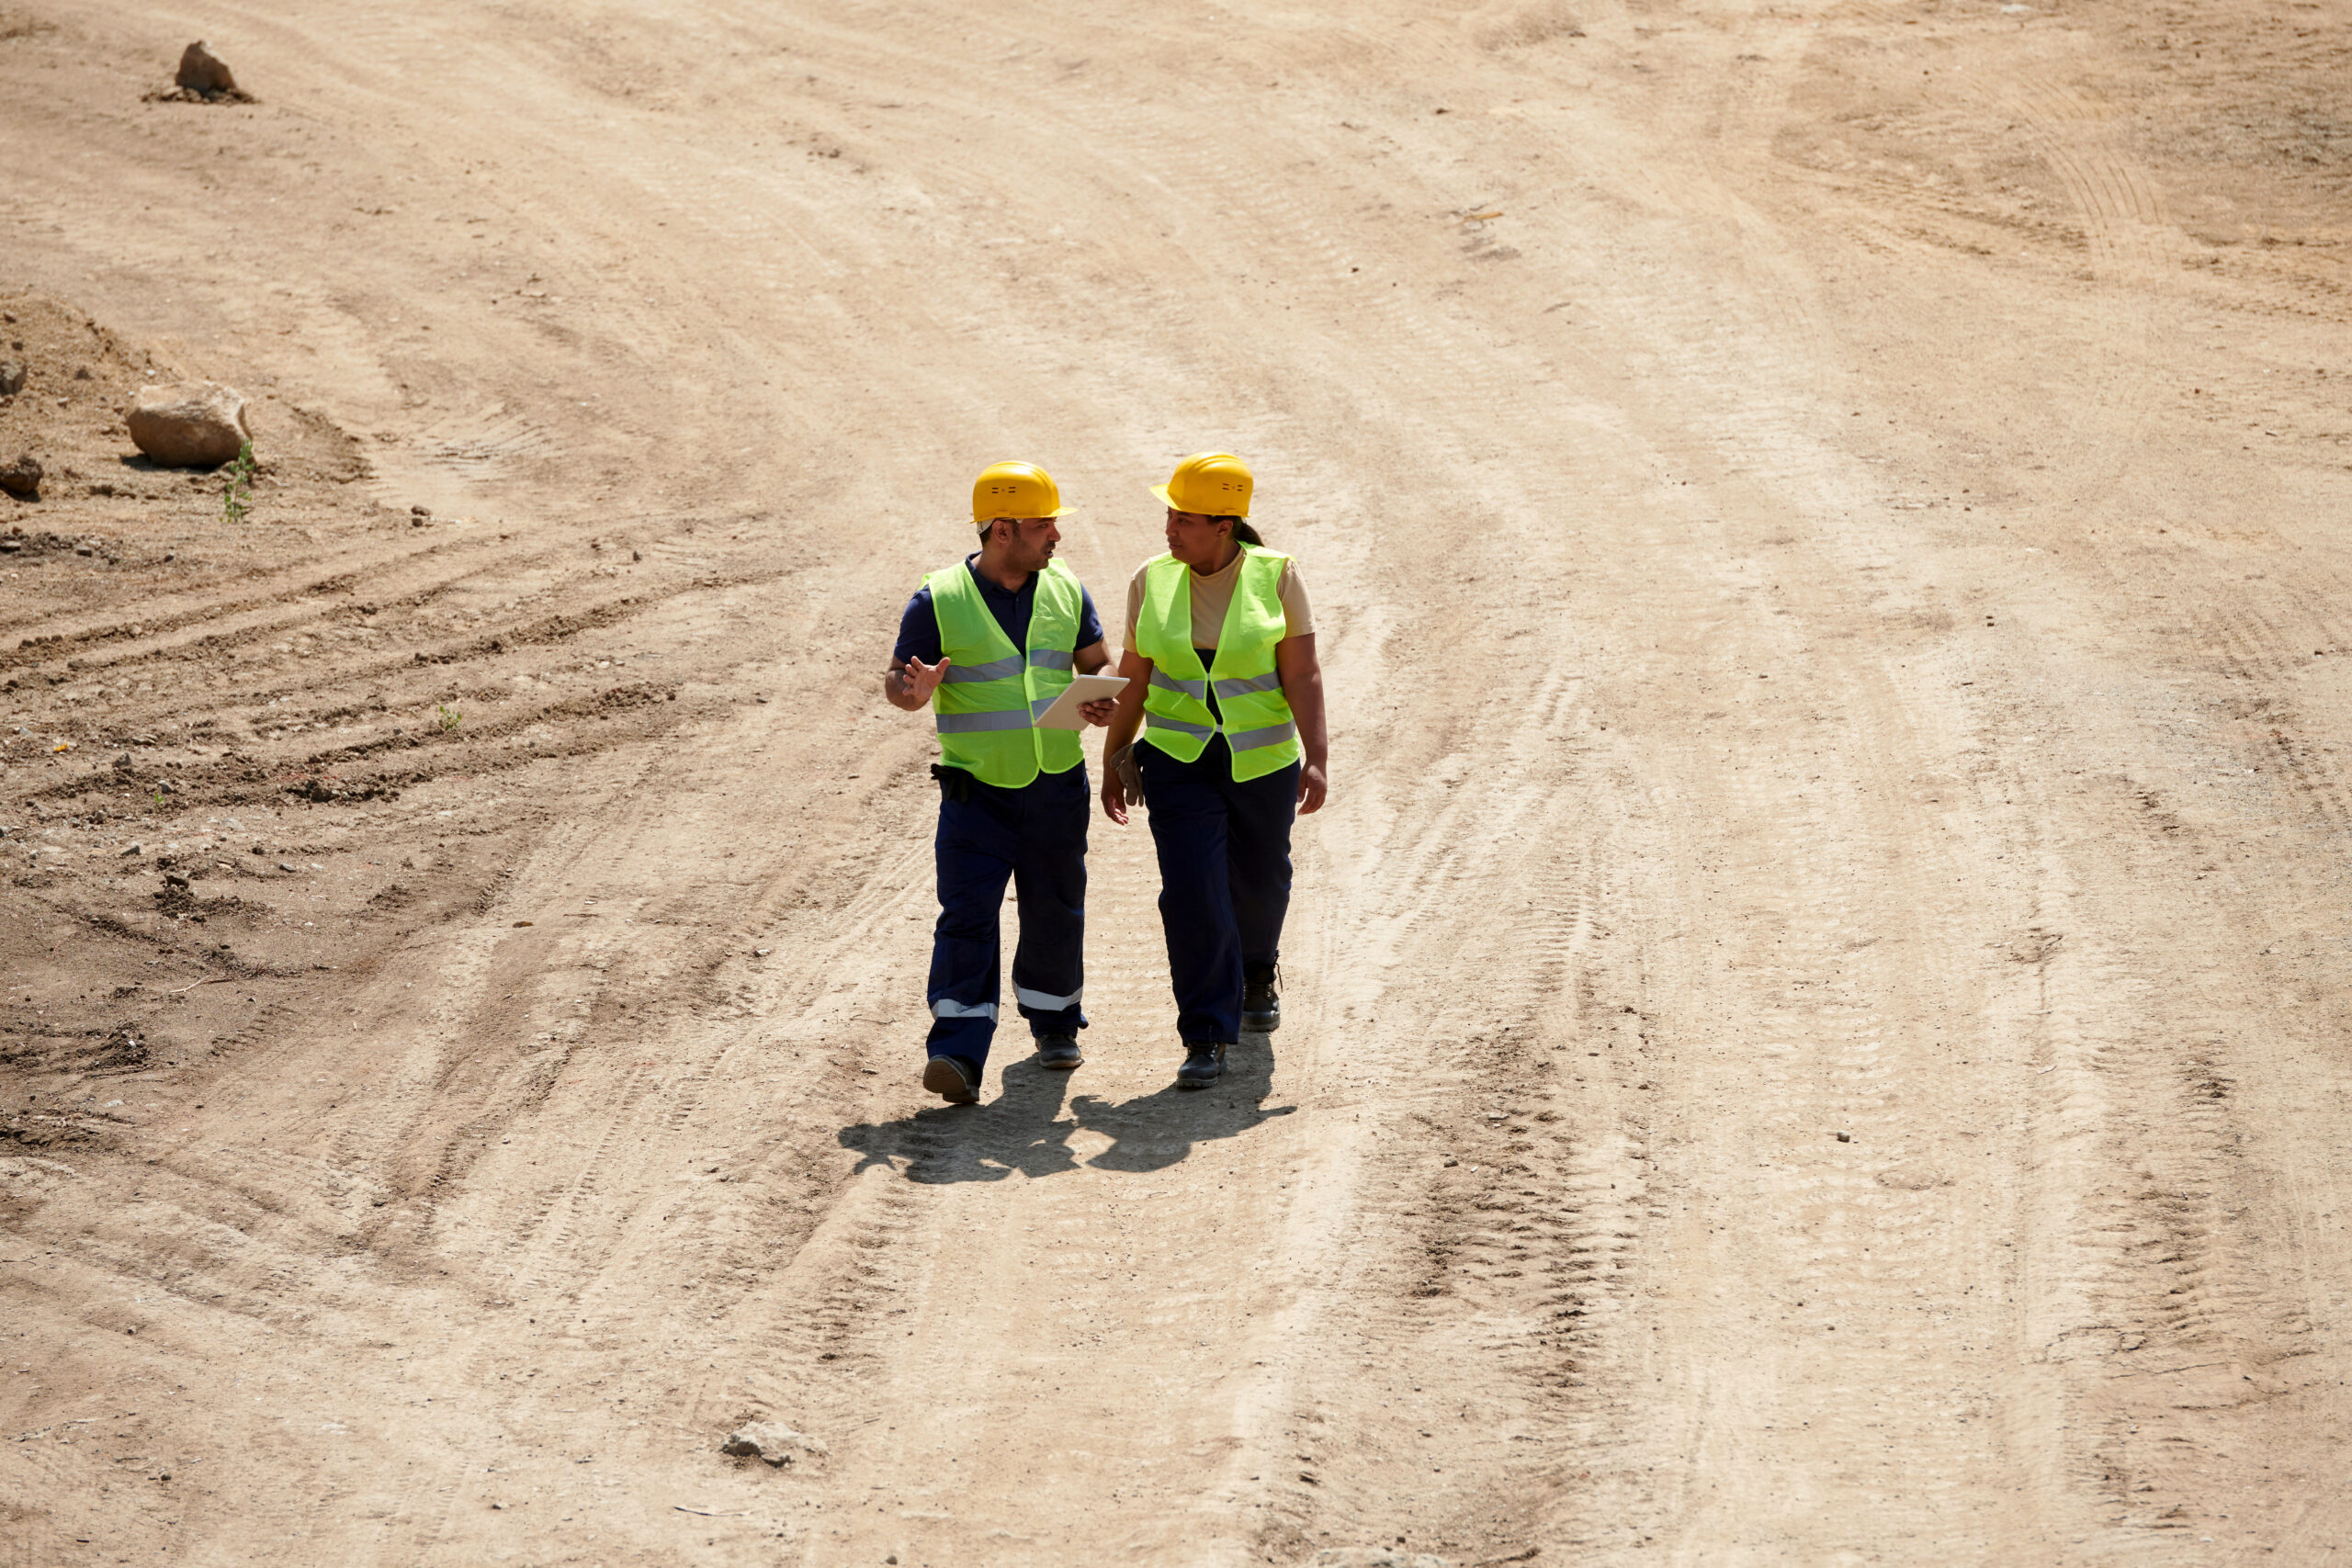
{"left": 1151, "top": 483, "right": 1247, "bottom": 520}
{"left": 972, "top": 503, "right": 1073, "bottom": 522}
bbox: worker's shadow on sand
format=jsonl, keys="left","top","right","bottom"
{"left": 836, "top": 1034, "right": 1294, "bottom": 1184}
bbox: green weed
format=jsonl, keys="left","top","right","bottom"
{"left": 221, "top": 442, "right": 255, "bottom": 525}
{"left": 436, "top": 704, "right": 463, "bottom": 732}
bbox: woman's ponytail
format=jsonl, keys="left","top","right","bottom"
{"left": 1221, "top": 517, "right": 1264, "bottom": 548}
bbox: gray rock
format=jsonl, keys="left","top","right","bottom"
{"left": 175, "top": 40, "right": 242, "bottom": 96}
{"left": 0, "top": 359, "right": 24, "bottom": 397}
{"left": 0, "top": 454, "right": 40, "bottom": 499}
{"left": 129, "top": 382, "right": 250, "bottom": 468}
{"left": 720, "top": 1421, "right": 828, "bottom": 1467}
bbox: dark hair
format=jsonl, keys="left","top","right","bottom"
{"left": 1213, "top": 516, "right": 1264, "bottom": 547}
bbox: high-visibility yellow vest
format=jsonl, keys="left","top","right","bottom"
{"left": 1134, "top": 546, "right": 1302, "bottom": 783}
{"left": 927, "top": 558, "right": 1085, "bottom": 789}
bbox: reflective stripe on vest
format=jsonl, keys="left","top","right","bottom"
{"left": 926, "top": 558, "right": 1086, "bottom": 789}
{"left": 1150, "top": 668, "right": 1207, "bottom": 701}
{"left": 944, "top": 652, "right": 1026, "bottom": 683}
{"left": 1133, "top": 546, "right": 1303, "bottom": 783}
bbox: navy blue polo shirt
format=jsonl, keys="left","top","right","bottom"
{"left": 894, "top": 556, "right": 1104, "bottom": 668}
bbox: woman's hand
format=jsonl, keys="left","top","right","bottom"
{"left": 1296, "top": 761, "right": 1328, "bottom": 815}
{"left": 1098, "top": 648, "right": 1154, "bottom": 824}
{"left": 1275, "top": 636, "right": 1329, "bottom": 816}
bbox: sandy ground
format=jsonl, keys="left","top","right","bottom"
{"left": 4, "top": 0, "right": 2350, "bottom": 1562}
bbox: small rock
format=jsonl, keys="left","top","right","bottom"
{"left": 128, "top": 382, "right": 251, "bottom": 468}
{"left": 123, "top": 842, "right": 143, "bottom": 857}
{"left": 0, "top": 454, "right": 39, "bottom": 499}
{"left": 112, "top": 752, "right": 135, "bottom": 773}
{"left": 0, "top": 360, "right": 24, "bottom": 396}
{"left": 720, "top": 1421, "right": 828, "bottom": 1467}
{"left": 175, "top": 40, "right": 245, "bottom": 97}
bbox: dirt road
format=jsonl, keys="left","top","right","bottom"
{"left": 5, "top": 0, "right": 2349, "bottom": 1562}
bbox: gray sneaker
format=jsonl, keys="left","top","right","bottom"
{"left": 922, "top": 1055, "right": 980, "bottom": 1105}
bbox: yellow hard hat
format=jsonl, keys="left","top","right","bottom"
{"left": 1152, "top": 452, "right": 1252, "bottom": 519}
{"left": 972, "top": 460, "right": 1069, "bottom": 523}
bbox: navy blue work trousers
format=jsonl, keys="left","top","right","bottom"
{"left": 925, "top": 763, "right": 1089, "bottom": 1068}
{"left": 1137, "top": 737, "right": 1298, "bottom": 1043}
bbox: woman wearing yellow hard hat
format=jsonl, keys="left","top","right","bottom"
{"left": 1099, "top": 452, "right": 1328, "bottom": 1089}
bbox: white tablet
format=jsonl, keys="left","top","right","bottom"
{"left": 1033, "top": 672, "right": 1133, "bottom": 730}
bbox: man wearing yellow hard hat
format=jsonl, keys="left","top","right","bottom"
{"left": 1098, "top": 453, "right": 1329, "bottom": 1089}
{"left": 884, "top": 461, "right": 1119, "bottom": 1105}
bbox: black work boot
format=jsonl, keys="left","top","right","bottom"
{"left": 1241, "top": 964, "right": 1282, "bottom": 1033}
{"left": 1035, "top": 1034, "right": 1083, "bottom": 1070}
{"left": 1175, "top": 1042, "right": 1227, "bottom": 1090}
{"left": 922, "top": 1055, "right": 980, "bottom": 1105}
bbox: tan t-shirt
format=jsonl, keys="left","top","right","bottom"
{"left": 1123, "top": 550, "right": 1314, "bottom": 651}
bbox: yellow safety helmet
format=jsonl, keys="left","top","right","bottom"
{"left": 972, "top": 460, "right": 1069, "bottom": 524}
{"left": 1152, "top": 452, "right": 1252, "bottom": 519}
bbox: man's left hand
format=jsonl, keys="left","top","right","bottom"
{"left": 1078, "top": 698, "right": 1116, "bottom": 728}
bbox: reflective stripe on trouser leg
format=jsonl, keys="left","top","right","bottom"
{"left": 1008, "top": 765, "right": 1090, "bottom": 1036}
{"left": 926, "top": 786, "right": 1014, "bottom": 1066}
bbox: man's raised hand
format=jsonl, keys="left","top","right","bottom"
{"left": 901, "top": 655, "right": 950, "bottom": 704}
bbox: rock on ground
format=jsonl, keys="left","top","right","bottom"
{"left": 128, "top": 382, "right": 250, "bottom": 468}
{"left": 175, "top": 42, "right": 245, "bottom": 97}
{"left": 0, "top": 454, "right": 40, "bottom": 499}
{"left": 0, "top": 359, "right": 24, "bottom": 397}
{"left": 719, "top": 1421, "right": 828, "bottom": 1466}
